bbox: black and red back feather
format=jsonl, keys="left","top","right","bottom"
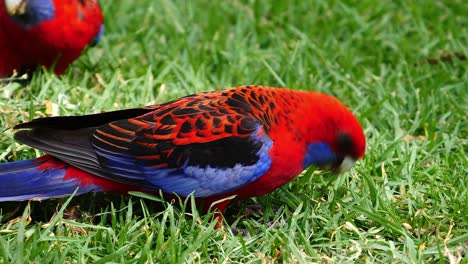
{"left": 14, "top": 86, "right": 278, "bottom": 197}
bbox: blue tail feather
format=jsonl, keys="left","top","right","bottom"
{"left": 0, "top": 158, "right": 102, "bottom": 202}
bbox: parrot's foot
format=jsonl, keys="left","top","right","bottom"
{"left": 244, "top": 203, "right": 264, "bottom": 216}
{"left": 231, "top": 227, "right": 251, "bottom": 238}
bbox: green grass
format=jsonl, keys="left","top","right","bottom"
{"left": 1, "top": 0, "right": 467, "bottom": 262}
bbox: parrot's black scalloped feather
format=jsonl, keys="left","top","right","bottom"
{"left": 14, "top": 107, "right": 156, "bottom": 130}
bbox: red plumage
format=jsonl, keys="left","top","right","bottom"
{"left": 0, "top": 86, "right": 366, "bottom": 225}
{"left": 0, "top": 0, "right": 103, "bottom": 77}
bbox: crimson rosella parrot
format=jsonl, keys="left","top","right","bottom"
{"left": 0, "top": 86, "right": 366, "bottom": 223}
{"left": 0, "top": 0, "right": 103, "bottom": 78}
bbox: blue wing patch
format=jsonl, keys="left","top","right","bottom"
{"left": 94, "top": 126, "right": 273, "bottom": 197}
{"left": 145, "top": 129, "right": 273, "bottom": 197}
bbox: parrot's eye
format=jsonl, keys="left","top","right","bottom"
{"left": 336, "top": 133, "right": 353, "bottom": 154}
{"left": 330, "top": 133, "right": 358, "bottom": 173}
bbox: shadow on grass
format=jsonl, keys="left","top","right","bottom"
{"left": 0, "top": 192, "right": 274, "bottom": 227}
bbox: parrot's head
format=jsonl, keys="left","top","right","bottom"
{"left": 300, "top": 92, "right": 366, "bottom": 173}
{"left": 4, "top": 0, "right": 55, "bottom": 27}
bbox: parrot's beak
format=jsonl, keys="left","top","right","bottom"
{"left": 5, "top": 0, "right": 28, "bottom": 16}
{"left": 334, "top": 156, "right": 356, "bottom": 173}
{"left": 319, "top": 155, "right": 357, "bottom": 173}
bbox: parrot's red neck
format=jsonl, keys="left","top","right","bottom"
{"left": 202, "top": 87, "right": 365, "bottom": 201}
{"left": 271, "top": 89, "right": 366, "bottom": 159}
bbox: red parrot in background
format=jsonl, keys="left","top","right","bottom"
{"left": 0, "top": 86, "right": 366, "bottom": 223}
{"left": 0, "top": 0, "right": 103, "bottom": 78}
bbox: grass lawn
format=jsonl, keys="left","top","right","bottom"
{"left": 0, "top": 0, "right": 466, "bottom": 262}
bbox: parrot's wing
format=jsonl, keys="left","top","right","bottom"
{"left": 14, "top": 102, "right": 273, "bottom": 198}
{"left": 90, "top": 106, "right": 273, "bottom": 197}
